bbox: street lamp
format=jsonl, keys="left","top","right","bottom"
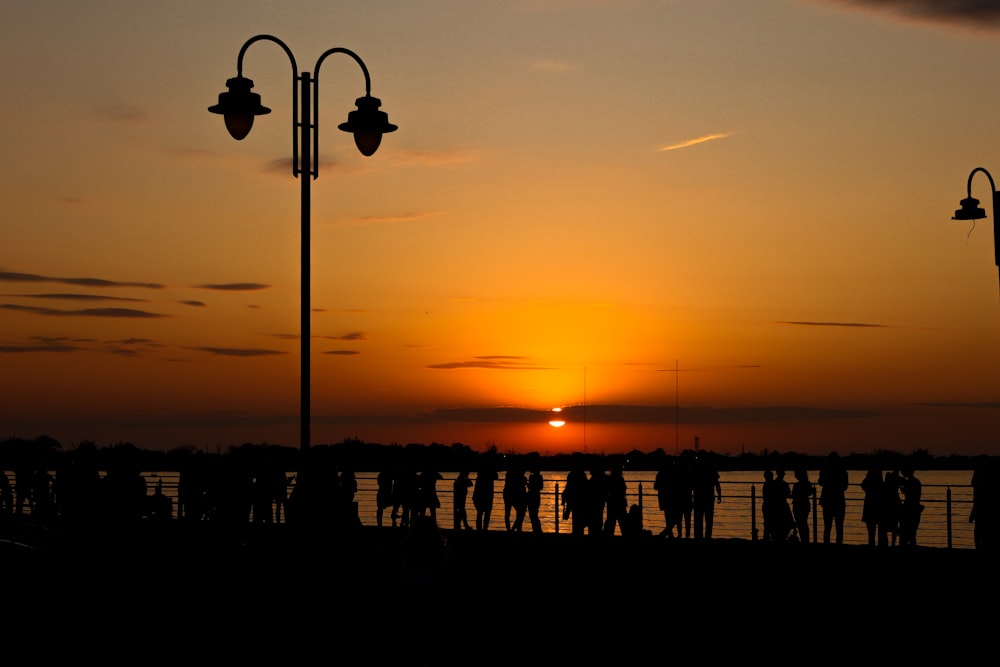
{"left": 209, "top": 35, "right": 397, "bottom": 450}
{"left": 953, "top": 166, "right": 1000, "bottom": 295}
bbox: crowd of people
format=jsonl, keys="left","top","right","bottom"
{"left": 3, "top": 444, "right": 999, "bottom": 554}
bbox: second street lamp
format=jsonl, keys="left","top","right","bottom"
{"left": 953, "top": 166, "right": 1000, "bottom": 296}
{"left": 209, "top": 34, "right": 397, "bottom": 451}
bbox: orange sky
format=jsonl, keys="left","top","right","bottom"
{"left": 5, "top": 1, "right": 1000, "bottom": 456}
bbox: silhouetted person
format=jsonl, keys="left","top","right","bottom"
{"left": 654, "top": 459, "right": 681, "bottom": 538}
{"left": 0, "top": 470, "right": 12, "bottom": 514}
{"left": 791, "top": 467, "right": 814, "bottom": 544}
{"left": 678, "top": 453, "right": 694, "bottom": 538}
{"left": 503, "top": 463, "right": 528, "bottom": 532}
{"left": 587, "top": 463, "right": 609, "bottom": 536}
{"left": 526, "top": 466, "right": 544, "bottom": 533}
{"left": 453, "top": 468, "right": 473, "bottom": 531}
{"left": 418, "top": 468, "right": 443, "bottom": 522}
{"left": 376, "top": 466, "right": 395, "bottom": 528}
{"left": 818, "top": 451, "right": 848, "bottom": 544}
{"left": 52, "top": 442, "right": 101, "bottom": 526}
{"left": 394, "top": 463, "right": 420, "bottom": 529}
{"left": 898, "top": 463, "right": 922, "bottom": 548}
{"left": 562, "top": 462, "right": 588, "bottom": 536}
{"left": 604, "top": 462, "right": 628, "bottom": 536}
{"left": 473, "top": 457, "right": 499, "bottom": 531}
{"left": 883, "top": 466, "right": 903, "bottom": 547}
{"left": 622, "top": 504, "right": 651, "bottom": 539}
{"left": 692, "top": 451, "right": 721, "bottom": 539}
{"left": 971, "top": 459, "right": 1000, "bottom": 551}
{"left": 860, "top": 467, "right": 883, "bottom": 547}
{"left": 761, "top": 469, "right": 776, "bottom": 541}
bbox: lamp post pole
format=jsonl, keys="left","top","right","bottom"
{"left": 210, "top": 34, "right": 396, "bottom": 451}
{"left": 953, "top": 166, "right": 1000, "bottom": 296}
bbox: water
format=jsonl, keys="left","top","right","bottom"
{"left": 138, "top": 469, "right": 977, "bottom": 550}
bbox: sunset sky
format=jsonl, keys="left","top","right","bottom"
{"left": 5, "top": 1, "right": 1000, "bottom": 457}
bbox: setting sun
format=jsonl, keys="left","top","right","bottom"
{"left": 548, "top": 408, "right": 566, "bottom": 428}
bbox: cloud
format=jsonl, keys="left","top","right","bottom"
{"left": 779, "top": 320, "right": 889, "bottom": 328}
{"left": 0, "top": 304, "right": 168, "bottom": 318}
{"left": 816, "top": 0, "right": 1000, "bottom": 31}
{"left": 0, "top": 271, "right": 163, "bottom": 289}
{"left": 0, "top": 344, "right": 81, "bottom": 353}
{"left": 5, "top": 293, "right": 147, "bottom": 303}
{"left": 413, "top": 403, "right": 878, "bottom": 425}
{"left": 180, "top": 300, "right": 206, "bottom": 307}
{"left": 429, "top": 355, "right": 554, "bottom": 370}
{"left": 193, "top": 283, "right": 270, "bottom": 291}
{"left": 657, "top": 133, "right": 731, "bottom": 152}
{"left": 322, "top": 350, "right": 361, "bottom": 356}
{"left": 184, "top": 347, "right": 285, "bottom": 357}
{"left": 320, "top": 332, "right": 368, "bottom": 342}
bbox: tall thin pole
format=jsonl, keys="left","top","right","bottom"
{"left": 299, "top": 72, "right": 312, "bottom": 451}
{"left": 674, "top": 359, "right": 679, "bottom": 454}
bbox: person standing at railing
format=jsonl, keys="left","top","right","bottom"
{"left": 604, "top": 462, "right": 628, "bottom": 536}
{"left": 692, "top": 451, "right": 721, "bottom": 539}
{"left": 453, "top": 467, "right": 473, "bottom": 531}
{"left": 503, "top": 462, "right": 528, "bottom": 532}
{"left": 818, "top": 451, "right": 849, "bottom": 545}
{"left": 562, "top": 461, "right": 588, "bottom": 536}
{"left": 792, "top": 467, "right": 814, "bottom": 544}
{"left": 473, "top": 455, "right": 499, "bottom": 531}
{"left": 970, "top": 459, "right": 1000, "bottom": 551}
{"left": 860, "top": 467, "right": 883, "bottom": 547}
{"left": 898, "top": 464, "right": 922, "bottom": 548}
{"left": 526, "top": 466, "right": 544, "bottom": 533}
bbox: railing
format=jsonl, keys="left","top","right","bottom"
{"left": 3, "top": 472, "right": 976, "bottom": 550}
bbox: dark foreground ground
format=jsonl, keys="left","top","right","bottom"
{"left": 4, "top": 515, "right": 997, "bottom": 653}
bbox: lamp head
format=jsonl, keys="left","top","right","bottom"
{"left": 208, "top": 76, "right": 271, "bottom": 140}
{"left": 953, "top": 196, "right": 987, "bottom": 221}
{"left": 338, "top": 95, "right": 397, "bottom": 157}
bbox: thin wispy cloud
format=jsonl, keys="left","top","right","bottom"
{"left": 322, "top": 350, "right": 362, "bottom": 356}
{"left": 657, "top": 133, "right": 731, "bottom": 152}
{"left": 320, "top": 332, "right": 368, "bottom": 342}
{"left": 5, "top": 293, "right": 147, "bottom": 303}
{"left": 96, "top": 104, "right": 147, "bottom": 122}
{"left": 0, "top": 343, "right": 81, "bottom": 353}
{"left": 817, "top": 0, "right": 1000, "bottom": 31}
{"left": 193, "top": 283, "right": 270, "bottom": 291}
{"left": 0, "top": 304, "right": 168, "bottom": 318}
{"left": 180, "top": 300, "right": 206, "bottom": 307}
{"left": 429, "top": 355, "right": 553, "bottom": 370}
{"left": 0, "top": 271, "right": 163, "bottom": 289}
{"left": 184, "top": 347, "right": 285, "bottom": 357}
{"left": 779, "top": 320, "right": 889, "bottom": 328}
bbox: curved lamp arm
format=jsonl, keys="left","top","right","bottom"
{"left": 954, "top": 166, "right": 1000, "bottom": 296}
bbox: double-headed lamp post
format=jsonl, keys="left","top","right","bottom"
{"left": 953, "top": 166, "right": 1000, "bottom": 296}
{"left": 209, "top": 35, "right": 397, "bottom": 451}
